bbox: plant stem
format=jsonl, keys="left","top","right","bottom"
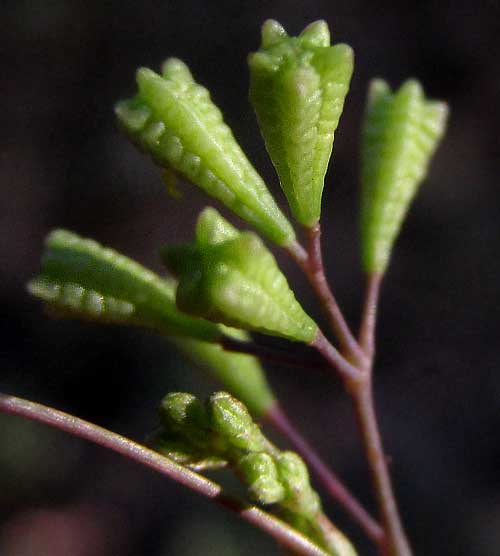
{"left": 358, "top": 274, "right": 382, "bottom": 358}
{"left": 288, "top": 227, "right": 365, "bottom": 366}
{"left": 265, "top": 402, "right": 384, "bottom": 544}
{"left": 349, "top": 377, "right": 412, "bottom": 556}
{"left": 0, "top": 392, "right": 331, "bottom": 556}
{"left": 293, "top": 226, "right": 413, "bottom": 555}
{"left": 220, "top": 336, "right": 326, "bottom": 370}
{"left": 311, "top": 330, "right": 360, "bottom": 383}
{"left": 349, "top": 272, "right": 412, "bottom": 556}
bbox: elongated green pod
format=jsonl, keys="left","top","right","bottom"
{"left": 115, "top": 59, "right": 295, "bottom": 246}
{"left": 28, "top": 229, "right": 220, "bottom": 341}
{"left": 360, "top": 79, "right": 448, "bottom": 274}
{"left": 238, "top": 452, "right": 285, "bottom": 505}
{"left": 249, "top": 20, "right": 354, "bottom": 227}
{"left": 162, "top": 209, "right": 318, "bottom": 343}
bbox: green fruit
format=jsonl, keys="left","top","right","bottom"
{"left": 162, "top": 209, "right": 318, "bottom": 343}
{"left": 360, "top": 79, "right": 448, "bottom": 274}
{"left": 249, "top": 20, "right": 354, "bottom": 227}
{"left": 28, "top": 229, "right": 220, "bottom": 341}
{"left": 115, "top": 59, "right": 295, "bottom": 246}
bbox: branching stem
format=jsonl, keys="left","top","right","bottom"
{"left": 0, "top": 392, "right": 330, "bottom": 556}
{"left": 349, "top": 376, "right": 412, "bottom": 556}
{"left": 265, "top": 402, "right": 384, "bottom": 544}
{"left": 351, "top": 273, "right": 412, "bottom": 556}
{"left": 310, "top": 330, "right": 360, "bottom": 383}
{"left": 290, "top": 232, "right": 413, "bottom": 556}
{"left": 288, "top": 226, "right": 365, "bottom": 366}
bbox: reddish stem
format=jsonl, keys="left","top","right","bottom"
{"left": 351, "top": 272, "right": 412, "bottom": 556}
{"left": 290, "top": 233, "right": 413, "bottom": 556}
{"left": 266, "top": 402, "right": 384, "bottom": 544}
{"left": 310, "top": 330, "right": 360, "bottom": 383}
{"left": 358, "top": 274, "right": 383, "bottom": 358}
{"left": 0, "top": 392, "right": 331, "bottom": 556}
{"left": 349, "top": 378, "right": 412, "bottom": 556}
{"left": 288, "top": 227, "right": 365, "bottom": 366}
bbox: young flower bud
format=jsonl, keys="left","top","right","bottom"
{"left": 249, "top": 20, "right": 354, "bottom": 227}
{"left": 208, "top": 392, "right": 268, "bottom": 452}
{"left": 162, "top": 209, "right": 318, "bottom": 343}
{"left": 360, "top": 79, "right": 448, "bottom": 274}
{"left": 238, "top": 452, "right": 285, "bottom": 505}
{"left": 276, "top": 452, "right": 321, "bottom": 517}
{"left": 27, "top": 230, "right": 220, "bottom": 341}
{"left": 115, "top": 59, "right": 295, "bottom": 246}
{"left": 277, "top": 451, "right": 357, "bottom": 556}
{"left": 160, "top": 392, "right": 211, "bottom": 446}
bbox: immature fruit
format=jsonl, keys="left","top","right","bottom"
{"left": 115, "top": 59, "right": 295, "bottom": 246}
{"left": 249, "top": 20, "right": 354, "bottom": 227}
{"left": 162, "top": 209, "right": 318, "bottom": 343}
{"left": 28, "top": 229, "right": 220, "bottom": 341}
{"left": 360, "top": 79, "right": 448, "bottom": 274}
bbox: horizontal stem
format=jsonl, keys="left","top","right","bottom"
{"left": 265, "top": 402, "right": 384, "bottom": 544}
{"left": 221, "top": 337, "right": 326, "bottom": 370}
{"left": 0, "top": 392, "right": 330, "bottom": 556}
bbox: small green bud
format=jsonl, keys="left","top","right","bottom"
{"left": 208, "top": 392, "right": 267, "bottom": 452}
{"left": 277, "top": 452, "right": 321, "bottom": 517}
{"left": 162, "top": 209, "right": 318, "bottom": 343}
{"left": 249, "top": 20, "right": 354, "bottom": 227}
{"left": 115, "top": 60, "right": 295, "bottom": 246}
{"left": 160, "top": 392, "right": 211, "bottom": 444}
{"left": 28, "top": 230, "right": 220, "bottom": 341}
{"left": 172, "top": 331, "right": 276, "bottom": 419}
{"left": 360, "top": 79, "right": 448, "bottom": 274}
{"left": 238, "top": 452, "right": 285, "bottom": 505}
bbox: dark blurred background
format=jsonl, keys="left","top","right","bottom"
{"left": 1, "top": 1, "right": 499, "bottom": 555}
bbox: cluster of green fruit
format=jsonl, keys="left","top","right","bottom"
{"left": 28, "top": 19, "right": 448, "bottom": 556}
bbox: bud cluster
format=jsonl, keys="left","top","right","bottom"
{"left": 156, "top": 390, "right": 355, "bottom": 555}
